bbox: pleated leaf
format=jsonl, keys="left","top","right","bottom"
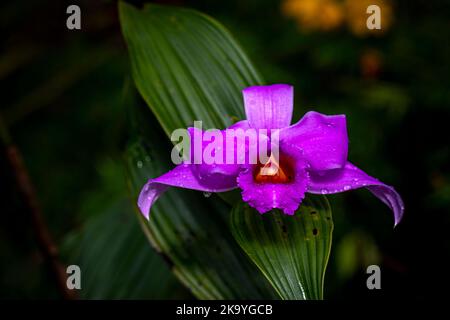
{"left": 119, "top": 1, "right": 263, "bottom": 134}
{"left": 119, "top": 2, "right": 277, "bottom": 299}
{"left": 230, "top": 196, "right": 333, "bottom": 300}
{"left": 124, "top": 134, "right": 277, "bottom": 299}
{"left": 119, "top": 1, "right": 333, "bottom": 300}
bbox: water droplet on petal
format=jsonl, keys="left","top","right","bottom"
{"left": 343, "top": 185, "right": 351, "bottom": 191}
{"left": 321, "top": 188, "right": 329, "bottom": 194}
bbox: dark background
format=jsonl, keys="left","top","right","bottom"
{"left": 1, "top": 0, "right": 449, "bottom": 299}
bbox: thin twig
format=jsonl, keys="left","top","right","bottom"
{"left": 0, "top": 114, "right": 76, "bottom": 299}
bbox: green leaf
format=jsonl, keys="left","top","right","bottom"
{"left": 123, "top": 87, "right": 275, "bottom": 299}
{"left": 119, "top": 2, "right": 278, "bottom": 299}
{"left": 124, "top": 133, "right": 277, "bottom": 299}
{"left": 119, "top": 1, "right": 263, "bottom": 134}
{"left": 230, "top": 196, "right": 333, "bottom": 300}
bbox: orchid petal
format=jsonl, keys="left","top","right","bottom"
{"left": 243, "top": 84, "right": 293, "bottom": 130}
{"left": 281, "top": 111, "right": 348, "bottom": 171}
{"left": 138, "top": 164, "right": 237, "bottom": 219}
{"left": 187, "top": 120, "right": 269, "bottom": 179}
{"left": 307, "top": 162, "right": 404, "bottom": 226}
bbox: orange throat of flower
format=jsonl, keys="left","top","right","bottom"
{"left": 253, "top": 154, "right": 294, "bottom": 184}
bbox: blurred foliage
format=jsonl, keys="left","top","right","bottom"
{"left": 60, "top": 198, "right": 188, "bottom": 299}
{"left": 1, "top": 0, "right": 449, "bottom": 299}
{"left": 280, "top": 0, "right": 393, "bottom": 35}
{"left": 282, "top": 0, "right": 345, "bottom": 32}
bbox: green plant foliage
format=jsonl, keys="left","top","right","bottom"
{"left": 230, "top": 196, "right": 333, "bottom": 300}
{"left": 119, "top": 2, "right": 280, "bottom": 298}
{"left": 124, "top": 135, "right": 277, "bottom": 299}
{"left": 119, "top": 1, "right": 263, "bottom": 134}
{"left": 120, "top": 1, "right": 334, "bottom": 300}
{"left": 121, "top": 75, "right": 275, "bottom": 299}
{"left": 61, "top": 199, "right": 186, "bottom": 299}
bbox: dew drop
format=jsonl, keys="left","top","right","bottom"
{"left": 203, "top": 192, "right": 212, "bottom": 198}
{"left": 321, "top": 188, "right": 329, "bottom": 194}
{"left": 343, "top": 185, "right": 351, "bottom": 191}
{"left": 136, "top": 160, "right": 143, "bottom": 168}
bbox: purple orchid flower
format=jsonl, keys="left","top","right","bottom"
{"left": 138, "top": 84, "right": 404, "bottom": 225}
